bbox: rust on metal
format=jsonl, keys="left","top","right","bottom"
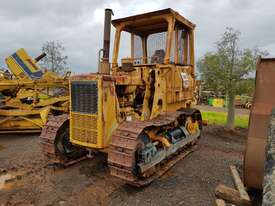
{"left": 112, "top": 8, "right": 195, "bottom": 32}
{"left": 108, "top": 111, "right": 199, "bottom": 187}
{"left": 40, "top": 114, "right": 69, "bottom": 164}
{"left": 34, "top": 52, "right": 46, "bottom": 62}
{"left": 103, "top": 9, "right": 113, "bottom": 62}
{"left": 244, "top": 58, "right": 275, "bottom": 189}
{"left": 39, "top": 8, "right": 201, "bottom": 187}
{"left": 40, "top": 114, "right": 87, "bottom": 166}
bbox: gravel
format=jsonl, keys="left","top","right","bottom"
{"left": 0, "top": 125, "right": 257, "bottom": 206}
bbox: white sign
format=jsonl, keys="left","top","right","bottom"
{"left": 180, "top": 72, "right": 190, "bottom": 88}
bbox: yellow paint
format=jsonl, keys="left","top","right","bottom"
{"left": 5, "top": 48, "right": 41, "bottom": 79}
{"left": 40, "top": 107, "right": 51, "bottom": 125}
{"left": 102, "top": 80, "right": 118, "bottom": 146}
{"left": 186, "top": 117, "right": 199, "bottom": 135}
{"left": 0, "top": 48, "right": 70, "bottom": 132}
{"left": 0, "top": 117, "right": 43, "bottom": 130}
{"left": 212, "top": 98, "right": 224, "bottom": 108}
{"left": 68, "top": 9, "right": 198, "bottom": 150}
{"left": 69, "top": 77, "right": 118, "bottom": 149}
{"left": 146, "top": 131, "right": 171, "bottom": 147}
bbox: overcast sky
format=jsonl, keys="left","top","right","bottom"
{"left": 0, "top": 0, "right": 274, "bottom": 73}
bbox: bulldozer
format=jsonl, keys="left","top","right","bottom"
{"left": 40, "top": 8, "right": 202, "bottom": 186}
{"left": 0, "top": 48, "right": 69, "bottom": 132}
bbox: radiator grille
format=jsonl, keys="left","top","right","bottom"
{"left": 71, "top": 113, "right": 98, "bottom": 144}
{"left": 71, "top": 81, "right": 98, "bottom": 114}
{"left": 70, "top": 80, "right": 98, "bottom": 145}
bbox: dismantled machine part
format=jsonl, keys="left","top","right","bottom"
{"left": 0, "top": 48, "right": 69, "bottom": 133}
{"left": 40, "top": 8, "right": 202, "bottom": 186}
{"left": 244, "top": 58, "right": 275, "bottom": 191}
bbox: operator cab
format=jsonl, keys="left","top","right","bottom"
{"left": 111, "top": 8, "right": 196, "bottom": 70}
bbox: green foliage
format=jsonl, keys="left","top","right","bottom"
{"left": 201, "top": 111, "right": 249, "bottom": 128}
{"left": 197, "top": 27, "right": 268, "bottom": 128}
{"left": 40, "top": 41, "right": 68, "bottom": 74}
{"left": 197, "top": 53, "right": 226, "bottom": 94}
{"left": 236, "top": 78, "right": 255, "bottom": 96}
{"left": 198, "top": 28, "right": 267, "bottom": 94}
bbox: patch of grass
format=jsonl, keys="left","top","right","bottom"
{"left": 201, "top": 111, "right": 249, "bottom": 128}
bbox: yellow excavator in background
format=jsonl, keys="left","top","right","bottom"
{"left": 40, "top": 8, "right": 202, "bottom": 186}
{"left": 0, "top": 48, "right": 69, "bottom": 133}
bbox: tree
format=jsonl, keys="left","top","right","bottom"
{"left": 198, "top": 27, "right": 268, "bottom": 129}
{"left": 40, "top": 41, "right": 68, "bottom": 74}
{"left": 235, "top": 78, "right": 255, "bottom": 96}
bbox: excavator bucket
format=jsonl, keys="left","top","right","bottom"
{"left": 244, "top": 58, "right": 275, "bottom": 189}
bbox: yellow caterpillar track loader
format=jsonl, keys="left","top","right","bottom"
{"left": 40, "top": 8, "right": 202, "bottom": 186}
{"left": 0, "top": 48, "right": 69, "bottom": 133}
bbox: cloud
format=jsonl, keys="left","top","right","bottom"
{"left": 0, "top": 0, "right": 274, "bottom": 72}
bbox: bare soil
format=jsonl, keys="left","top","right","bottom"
{"left": 0, "top": 125, "right": 258, "bottom": 206}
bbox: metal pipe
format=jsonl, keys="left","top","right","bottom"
{"left": 35, "top": 52, "right": 46, "bottom": 62}
{"left": 103, "top": 8, "right": 113, "bottom": 62}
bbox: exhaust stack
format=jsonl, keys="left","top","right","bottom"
{"left": 98, "top": 8, "right": 113, "bottom": 74}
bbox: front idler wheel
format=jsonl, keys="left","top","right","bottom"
{"left": 54, "top": 122, "right": 86, "bottom": 162}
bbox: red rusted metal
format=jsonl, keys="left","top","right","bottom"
{"left": 40, "top": 115, "right": 87, "bottom": 166}
{"left": 40, "top": 114, "right": 69, "bottom": 164}
{"left": 244, "top": 58, "right": 275, "bottom": 189}
{"left": 108, "top": 111, "right": 199, "bottom": 187}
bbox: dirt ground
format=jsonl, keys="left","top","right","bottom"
{"left": 0, "top": 125, "right": 259, "bottom": 206}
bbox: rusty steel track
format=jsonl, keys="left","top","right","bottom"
{"left": 108, "top": 111, "right": 200, "bottom": 187}
{"left": 40, "top": 114, "right": 69, "bottom": 164}
{"left": 40, "top": 114, "right": 87, "bottom": 166}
